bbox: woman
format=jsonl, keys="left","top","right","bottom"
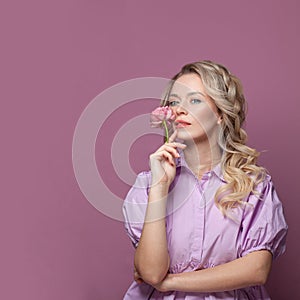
{"left": 122, "top": 60, "right": 288, "bottom": 299}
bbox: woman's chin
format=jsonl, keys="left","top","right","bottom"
{"left": 176, "top": 131, "right": 194, "bottom": 142}
{"left": 176, "top": 130, "right": 209, "bottom": 145}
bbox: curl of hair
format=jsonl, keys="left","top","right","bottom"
{"left": 161, "top": 60, "right": 267, "bottom": 217}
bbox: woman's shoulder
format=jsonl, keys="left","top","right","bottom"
{"left": 123, "top": 171, "right": 152, "bottom": 204}
{"left": 255, "top": 169, "right": 272, "bottom": 184}
{"left": 133, "top": 170, "right": 152, "bottom": 186}
{"left": 247, "top": 170, "right": 282, "bottom": 207}
{"left": 253, "top": 169, "right": 273, "bottom": 192}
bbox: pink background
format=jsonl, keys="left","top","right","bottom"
{"left": 1, "top": 0, "right": 299, "bottom": 299}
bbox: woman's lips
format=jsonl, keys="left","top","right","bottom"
{"left": 175, "top": 120, "right": 191, "bottom": 128}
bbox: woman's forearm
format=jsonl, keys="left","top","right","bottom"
{"left": 134, "top": 183, "right": 170, "bottom": 285}
{"left": 162, "top": 250, "right": 272, "bottom": 293}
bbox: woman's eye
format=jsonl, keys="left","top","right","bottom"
{"left": 169, "top": 100, "right": 180, "bottom": 107}
{"left": 190, "top": 98, "right": 202, "bottom": 104}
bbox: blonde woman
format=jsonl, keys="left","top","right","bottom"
{"left": 122, "top": 60, "right": 288, "bottom": 299}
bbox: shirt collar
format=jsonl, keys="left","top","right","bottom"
{"left": 176, "top": 149, "right": 226, "bottom": 183}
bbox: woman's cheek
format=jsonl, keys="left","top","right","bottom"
{"left": 194, "top": 108, "right": 219, "bottom": 134}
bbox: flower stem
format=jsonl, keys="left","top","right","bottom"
{"left": 162, "top": 120, "right": 169, "bottom": 142}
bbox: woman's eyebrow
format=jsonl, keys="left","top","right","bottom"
{"left": 169, "top": 93, "right": 181, "bottom": 99}
{"left": 187, "top": 91, "right": 206, "bottom": 97}
{"left": 169, "top": 91, "right": 206, "bottom": 98}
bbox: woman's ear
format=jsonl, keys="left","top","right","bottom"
{"left": 217, "top": 115, "right": 223, "bottom": 125}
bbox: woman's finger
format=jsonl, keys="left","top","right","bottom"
{"left": 168, "top": 129, "right": 177, "bottom": 143}
{"left": 159, "top": 145, "right": 180, "bottom": 158}
{"left": 134, "top": 269, "right": 144, "bottom": 284}
{"left": 162, "top": 152, "right": 175, "bottom": 167}
{"left": 152, "top": 144, "right": 186, "bottom": 164}
{"left": 158, "top": 141, "right": 186, "bottom": 153}
{"left": 154, "top": 150, "right": 175, "bottom": 166}
{"left": 160, "top": 150, "right": 175, "bottom": 166}
{"left": 164, "top": 142, "right": 187, "bottom": 149}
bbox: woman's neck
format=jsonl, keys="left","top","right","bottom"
{"left": 182, "top": 138, "right": 222, "bottom": 179}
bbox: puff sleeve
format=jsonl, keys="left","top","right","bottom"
{"left": 238, "top": 175, "right": 288, "bottom": 260}
{"left": 122, "top": 171, "right": 150, "bottom": 248}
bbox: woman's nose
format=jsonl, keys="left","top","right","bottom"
{"left": 175, "top": 104, "right": 188, "bottom": 115}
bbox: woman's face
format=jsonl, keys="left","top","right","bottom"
{"left": 168, "top": 73, "right": 222, "bottom": 143}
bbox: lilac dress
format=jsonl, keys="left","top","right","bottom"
{"left": 122, "top": 151, "right": 288, "bottom": 299}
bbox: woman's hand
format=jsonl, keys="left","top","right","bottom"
{"left": 134, "top": 267, "right": 174, "bottom": 293}
{"left": 151, "top": 273, "right": 175, "bottom": 292}
{"left": 134, "top": 267, "right": 144, "bottom": 284}
{"left": 149, "top": 130, "right": 186, "bottom": 186}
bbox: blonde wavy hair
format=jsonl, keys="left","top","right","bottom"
{"left": 161, "top": 60, "right": 267, "bottom": 217}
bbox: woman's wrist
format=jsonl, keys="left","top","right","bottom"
{"left": 145, "top": 184, "right": 170, "bottom": 221}
{"left": 165, "top": 273, "right": 178, "bottom": 291}
{"left": 149, "top": 180, "right": 170, "bottom": 194}
{"left": 153, "top": 273, "right": 178, "bottom": 292}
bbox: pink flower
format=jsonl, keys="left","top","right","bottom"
{"left": 150, "top": 106, "right": 175, "bottom": 128}
{"left": 150, "top": 106, "right": 175, "bottom": 142}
